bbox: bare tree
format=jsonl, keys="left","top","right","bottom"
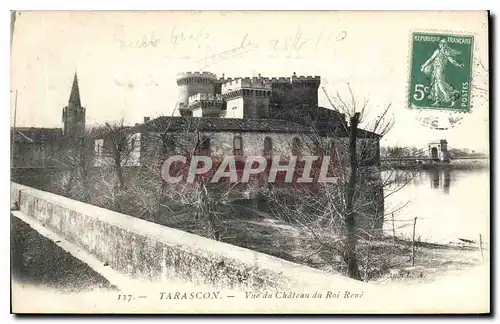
{"left": 323, "top": 84, "right": 392, "bottom": 280}
{"left": 131, "top": 116, "right": 241, "bottom": 241}
{"left": 94, "top": 118, "right": 137, "bottom": 191}
{"left": 49, "top": 129, "right": 95, "bottom": 202}
{"left": 263, "top": 85, "right": 420, "bottom": 281}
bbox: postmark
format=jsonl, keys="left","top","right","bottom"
{"left": 414, "top": 112, "right": 464, "bottom": 130}
{"left": 407, "top": 32, "right": 474, "bottom": 130}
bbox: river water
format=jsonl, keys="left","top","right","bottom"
{"left": 383, "top": 168, "right": 490, "bottom": 244}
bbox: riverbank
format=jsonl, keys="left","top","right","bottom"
{"left": 11, "top": 201, "right": 485, "bottom": 287}
{"left": 370, "top": 237, "right": 487, "bottom": 284}
{"left": 156, "top": 210, "right": 487, "bottom": 284}
{"left": 381, "top": 160, "right": 489, "bottom": 171}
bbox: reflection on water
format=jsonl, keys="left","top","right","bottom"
{"left": 383, "top": 169, "right": 489, "bottom": 244}
{"left": 430, "top": 169, "right": 451, "bottom": 194}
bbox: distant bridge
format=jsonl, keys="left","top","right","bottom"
{"left": 381, "top": 156, "right": 490, "bottom": 162}
{"left": 381, "top": 142, "right": 489, "bottom": 164}
{"left": 380, "top": 155, "right": 490, "bottom": 170}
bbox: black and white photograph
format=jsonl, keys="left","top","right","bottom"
{"left": 9, "top": 10, "right": 490, "bottom": 314}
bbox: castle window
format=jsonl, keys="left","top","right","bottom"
{"left": 264, "top": 137, "right": 273, "bottom": 155}
{"left": 233, "top": 135, "right": 243, "bottom": 154}
{"left": 292, "top": 137, "right": 302, "bottom": 156}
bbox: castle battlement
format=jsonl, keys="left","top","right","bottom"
{"left": 217, "top": 77, "right": 235, "bottom": 83}
{"left": 266, "top": 77, "right": 292, "bottom": 83}
{"left": 176, "top": 71, "right": 218, "bottom": 85}
{"left": 219, "top": 74, "right": 321, "bottom": 89}
{"left": 221, "top": 78, "right": 272, "bottom": 94}
{"left": 292, "top": 75, "right": 321, "bottom": 81}
{"left": 176, "top": 71, "right": 217, "bottom": 79}
{"left": 188, "top": 93, "right": 223, "bottom": 106}
{"left": 187, "top": 71, "right": 323, "bottom": 86}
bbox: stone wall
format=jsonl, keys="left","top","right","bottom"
{"left": 206, "top": 132, "right": 316, "bottom": 158}
{"left": 139, "top": 130, "right": 379, "bottom": 166}
{"left": 10, "top": 182, "right": 352, "bottom": 290}
{"left": 225, "top": 98, "right": 245, "bottom": 119}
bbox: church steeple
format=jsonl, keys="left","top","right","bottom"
{"left": 69, "top": 72, "right": 81, "bottom": 107}
{"left": 62, "top": 71, "right": 86, "bottom": 136}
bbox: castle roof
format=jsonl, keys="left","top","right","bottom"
{"left": 142, "top": 116, "right": 312, "bottom": 133}
{"left": 138, "top": 116, "right": 381, "bottom": 138}
{"left": 93, "top": 114, "right": 380, "bottom": 140}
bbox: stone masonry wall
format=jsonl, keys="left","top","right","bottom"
{"left": 10, "top": 182, "right": 354, "bottom": 291}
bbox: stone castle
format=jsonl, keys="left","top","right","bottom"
{"left": 12, "top": 71, "right": 384, "bottom": 232}
{"left": 13, "top": 71, "right": 381, "bottom": 169}
{"left": 175, "top": 71, "right": 345, "bottom": 129}
{"left": 115, "top": 71, "right": 381, "bottom": 169}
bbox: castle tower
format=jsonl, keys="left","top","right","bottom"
{"left": 290, "top": 72, "right": 321, "bottom": 110}
{"left": 188, "top": 93, "right": 224, "bottom": 117}
{"left": 176, "top": 72, "right": 217, "bottom": 117}
{"left": 62, "top": 72, "right": 86, "bottom": 136}
{"left": 221, "top": 77, "right": 272, "bottom": 119}
{"left": 266, "top": 73, "right": 321, "bottom": 122}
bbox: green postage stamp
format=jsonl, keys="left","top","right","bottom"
{"left": 408, "top": 32, "right": 474, "bottom": 113}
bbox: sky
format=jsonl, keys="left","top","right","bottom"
{"left": 10, "top": 11, "right": 489, "bottom": 153}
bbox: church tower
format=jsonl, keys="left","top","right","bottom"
{"left": 62, "top": 72, "right": 86, "bottom": 136}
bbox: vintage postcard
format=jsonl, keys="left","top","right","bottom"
{"left": 10, "top": 11, "right": 490, "bottom": 314}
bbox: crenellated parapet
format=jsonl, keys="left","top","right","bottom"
{"left": 220, "top": 73, "right": 321, "bottom": 89}
{"left": 188, "top": 93, "right": 225, "bottom": 118}
{"left": 176, "top": 71, "right": 217, "bottom": 79}
{"left": 188, "top": 93, "right": 224, "bottom": 108}
{"left": 176, "top": 71, "right": 217, "bottom": 86}
{"left": 222, "top": 88, "right": 273, "bottom": 100}
{"left": 221, "top": 78, "right": 273, "bottom": 94}
{"left": 221, "top": 78, "right": 272, "bottom": 101}
{"left": 265, "top": 72, "right": 321, "bottom": 87}
{"left": 188, "top": 93, "right": 222, "bottom": 103}
{"left": 176, "top": 71, "right": 321, "bottom": 118}
{"left": 290, "top": 73, "right": 321, "bottom": 87}
{"left": 216, "top": 74, "right": 235, "bottom": 84}
{"left": 209, "top": 72, "right": 322, "bottom": 88}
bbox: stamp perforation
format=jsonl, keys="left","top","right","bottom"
{"left": 405, "top": 28, "right": 486, "bottom": 130}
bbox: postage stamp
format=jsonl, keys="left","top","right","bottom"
{"left": 408, "top": 32, "right": 474, "bottom": 113}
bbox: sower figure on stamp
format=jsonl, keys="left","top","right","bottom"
{"left": 420, "top": 39, "right": 464, "bottom": 107}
